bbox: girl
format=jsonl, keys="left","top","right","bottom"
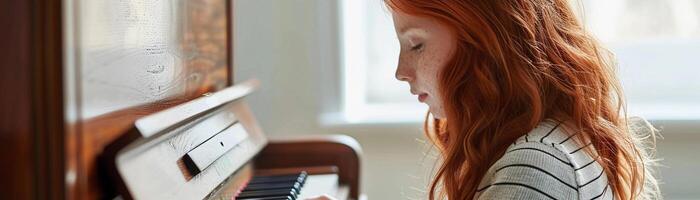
{"left": 315, "top": 0, "right": 660, "bottom": 199}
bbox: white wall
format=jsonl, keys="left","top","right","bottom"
{"left": 233, "top": 1, "right": 700, "bottom": 199}
{"left": 234, "top": 1, "right": 434, "bottom": 199}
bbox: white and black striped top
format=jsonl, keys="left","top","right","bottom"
{"left": 475, "top": 120, "right": 613, "bottom": 200}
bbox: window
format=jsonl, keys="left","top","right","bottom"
{"left": 340, "top": 0, "right": 426, "bottom": 123}
{"left": 574, "top": 0, "right": 700, "bottom": 120}
{"left": 340, "top": 0, "right": 700, "bottom": 124}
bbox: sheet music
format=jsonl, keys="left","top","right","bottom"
{"left": 75, "top": 0, "right": 229, "bottom": 119}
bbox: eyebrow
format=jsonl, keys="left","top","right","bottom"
{"left": 397, "top": 19, "right": 421, "bottom": 34}
{"left": 398, "top": 26, "right": 411, "bottom": 34}
{"left": 399, "top": 27, "right": 421, "bottom": 35}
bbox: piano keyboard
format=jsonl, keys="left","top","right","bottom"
{"left": 216, "top": 171, "right": 340, "bottom": 200}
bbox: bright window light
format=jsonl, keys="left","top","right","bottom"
{"left": 339, "top": 0, "right": 700, "bottom": 124}
{"left": 575, "top": 0, "right": 700, "bottom": 120}
{"left": 340, "top": 0, "right": 426, "bottom": 124}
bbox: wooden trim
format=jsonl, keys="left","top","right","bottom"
{"left": 227, "top": 0, "right": 234, "bottom": 85}
{"left": 0, "top": 0, "right": 35, "bottom": 198}
{"left": 0, "top": 0, "right": 65, "bottom": 198}
{"left": 30, "top": 0, "right": 66, "bottom": 199}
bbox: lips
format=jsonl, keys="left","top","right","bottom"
{"left": 418, "top": 93, "right": 428, "bottom": 102}
{"left": 410, "top": 87, "right": 428, "bottom": 103}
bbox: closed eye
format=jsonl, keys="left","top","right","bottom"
{"left": 411, "top": 43, "right": 424, "bottom": 51}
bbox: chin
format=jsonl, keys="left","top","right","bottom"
{"left": 428, "top": 106, "right": 446, "bottom": 119}
{"left": 432, "top": 113, "right": 446, "bottom": 119}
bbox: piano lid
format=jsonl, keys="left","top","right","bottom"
{"left": 107, "top": 79, "right": 269, "bottom": 200}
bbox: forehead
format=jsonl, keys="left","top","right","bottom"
{"left": 391, "top": 11, "right": 440, "bottom": 34}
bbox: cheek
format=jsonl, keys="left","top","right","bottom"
{"left": 417, "top": 49, "right": 448, "bottom": 94}
{"left": 418, "top": 46, "right": 452, "bottom": 119}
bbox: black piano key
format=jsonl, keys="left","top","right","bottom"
{"left": 236, "top": 189, "right": 297, "bottom": 199}
{"left": 237, "top": 171, "right": 308, "bottom": 200}
{"left": 250, "top": 171, "right": 307, "bottom": 180}
{"left": 248, "top": 175, "right": 307, "bottom": 186}
{"left": 247, "top": 180, "right": 301, "bottom": 188}
{"left": 296, "top": 172, "right": 307, "bottom": 185}
{"left": 248, "top": 178, "right": 299, "bottom": 185}
{"left": 243, "top": 182, "right": 301, "bottom": 193}
{"left": 236, "top": 196, "right": 293, "bottom": 200}
{"left": 249, "top": 173, "right": 307, "bottom": 184}
{"left": 243, "top": 186, "right": 299, "bottom": 196}
{"left": 246, "top": 180, "right": 301, "bottom": 188}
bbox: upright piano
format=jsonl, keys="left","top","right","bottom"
{"left": 103, "top": 80, "right": 362, "bottom": 200}
{"left": 0, "top": 0, "right": 362, "bottom": 199}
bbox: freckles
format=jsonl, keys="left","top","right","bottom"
{"left": 414, "top": 53, "right": 441, "bottom": 95}
{"left": 423, "top": 52, "right": 444, "bottom": 78}
{"left": 417, "top": 52, "right": 438, "bottom": 71}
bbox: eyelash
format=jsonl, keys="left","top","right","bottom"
{"left": 411, "top": 43, "right": 424, "bottom": 51}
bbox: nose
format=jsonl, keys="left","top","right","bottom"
{"left": 395, "top": 60, "right": 414, "bottom": 82}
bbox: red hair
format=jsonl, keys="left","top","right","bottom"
{"left": 384, "top": 0, "right": 659, "bottom": 199}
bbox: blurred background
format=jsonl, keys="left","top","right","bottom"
{"left": 234, "top": 0, "right": 700, "bottom": 199}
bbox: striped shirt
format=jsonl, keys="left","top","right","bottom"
{"left": 475, "top": 120, "right": 613, "bottom": 200}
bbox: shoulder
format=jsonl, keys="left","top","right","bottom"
{"left": 477, "top": 137, "right": 578, "bottom": 199}
{"left": 476, "top": 120, "right": 613, "bottom": 199}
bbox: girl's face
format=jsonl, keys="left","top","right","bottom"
{"left": 391, "top": 11, "right": 456, "bottom": 119}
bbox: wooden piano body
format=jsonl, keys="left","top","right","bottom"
{"left": 102, "top": 80, "right": 362, "bottom": 200}
{"left": 0, "top": 0, "right": 362, "bottom": 199}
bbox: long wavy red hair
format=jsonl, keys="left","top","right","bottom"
{"left": 384, "top": 0, "right": 659, "bottom": 199}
